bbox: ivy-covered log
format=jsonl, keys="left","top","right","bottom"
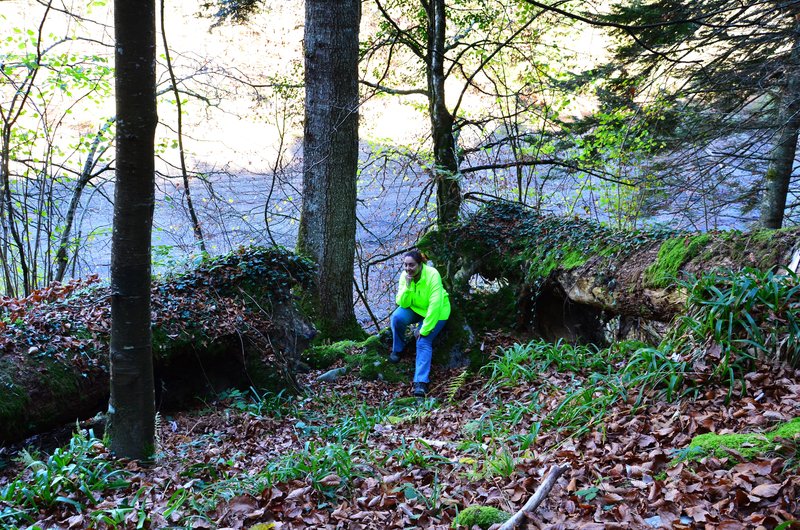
{"left": 0, "top": 247, "right": 315, "bottom": 444}
{"left": 420, "top": 202, "right": 800, "bottom": 343}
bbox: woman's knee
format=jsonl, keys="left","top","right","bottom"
{"left": 391, "top": 307, "right": 409, "bottom": 328}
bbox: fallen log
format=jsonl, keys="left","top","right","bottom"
{"left": 0, "top": 247, "right": 315, "bottom": 445}
{"left": 420, "top": 202, "right": 800, "bottom": 343}
{"left": 498, "top": 463, "right": 570, "bottom": 530}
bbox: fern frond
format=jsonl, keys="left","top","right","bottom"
{"left": 446, "top": 369, "right": 469, "bottom": 403}
{"left": 154, "top": 411, "right": 163, "bottom": 454}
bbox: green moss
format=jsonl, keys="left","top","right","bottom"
{"left": 750, "top": 229, "right": 775, "bottom": 244}
{"left": 0, "top": 360, "right": 29, "bottom": 427}
{"left": 245, "top": 354, "right": 292, "bottom": 392}
{"left": 453, "top": 505, "right": 511, "bottom": 529}
{"left": 561, "top": 248, "right": 589, "bottom": 270}
{"left": 43, "top": 359, "right": 79, "bottom": 398}
{"left": 345, "top": 349, "right": 407, "bottom": 383}
{"left": 302, "top": 341, "right": 358, "bottom": 369}
{"left": 688, "top": 417, "right": 800, "bottom": 461}
{"left": 643, "top": 233, "right": 711, "bottom": 288}
{"left": 314, "top": 317, "right": 367, "bottom": 343}
{"left": 305, "top": 333, "right": 407, "bottom": 382}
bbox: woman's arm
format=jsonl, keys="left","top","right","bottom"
{"left": 395, "top": 272, "right": 414, "bottom": 307}
{"left": 419, "top": 270, "right": 444, "bottom": 336}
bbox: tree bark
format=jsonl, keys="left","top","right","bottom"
{"left": 297, "top": 0, "right": 362, "bottom": 340}
{"left": 760, "top": 18, "right": 800, "bottom": 229}
{"left": 426, "top": 0, "right": 462, "bottom": 226}
{"left": 109, "top": 0, "right": 158, "bottom": 460}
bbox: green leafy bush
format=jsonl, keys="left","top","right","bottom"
{"left": 671, "top": 268, "right": 800, "bottom": 371}
{"left": 0, "top": 431, "right": 129, "bottom": 526}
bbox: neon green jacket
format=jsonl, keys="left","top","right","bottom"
{"left": 396, "top": 264, "right": 451, "bottom": 336}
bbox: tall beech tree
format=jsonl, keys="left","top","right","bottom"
{"left": 296, "top": 0, "right": 362, "bottom": 340}
{"left": 108, "top": 0, "right": 158, "bottom": 459}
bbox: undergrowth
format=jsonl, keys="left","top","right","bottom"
{"left": 2, "top": 267, "right": 797, "bottom": 528}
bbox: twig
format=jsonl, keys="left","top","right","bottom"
{"left": 497, "top": 463, "right": 570, "bottom": 530}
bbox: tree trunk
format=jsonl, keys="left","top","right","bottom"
{"left": 760, "top": 19, "right": 800, "bottom": 229}
{"left": 426, "top": 0, "right": 462, "bottom": 226}
{"left": 422, "top": 202, "right": 800, "bottom": 343}
{"left": 0, "top": 247, "right": 315, "bottom": 444}
{"left": 108, "top": 0, "right": 158, "bottom": 460}
{"left": 54, "top": 119, "right": 114, "bottom": 283}
{"left": 297, "top": 0, "right": 362, "bottom": 340}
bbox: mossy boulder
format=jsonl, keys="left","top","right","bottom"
{"left": 453, "top": 505, "right": 511, "bottom": 529}
{"left": 303, "top": 331, "right": 410, "bottom": 383}
{"left": 688, "top": 417, "right": 800, "bottom": 461}
{"left": 302, "top": 340, "right": 359, "bottom": 369}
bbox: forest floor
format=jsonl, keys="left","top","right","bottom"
{"left": 1, "top": 333, "right": 799, "bottom": 529}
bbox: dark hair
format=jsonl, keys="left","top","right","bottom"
{"left": 403, "top": 249, "right": 427, "bottom": 265}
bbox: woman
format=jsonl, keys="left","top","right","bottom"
{"left": 390, "top": 250, "right": 450, "bottom": 397}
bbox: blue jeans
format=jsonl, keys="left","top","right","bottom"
{"left": 390, "top": 307, "right": 447, "bottom": 383}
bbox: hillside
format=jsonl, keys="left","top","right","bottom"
{"left": 1, "top": 335, "right": 798, "bottom": 529}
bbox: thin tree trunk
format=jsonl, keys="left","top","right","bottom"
{"left": 426, "top": 0, "right": 461, "bottom": 226}
{"left": 297, "top": 0, "right": 362, "bottom": 340}
{"left": 108, "top": 0, "right": 158, "bottom": 460}
{"left": 761, "top": 19, "right": 800, "bottom": 229}
{"left": 159, "top": 0, "right": 206, "bottom": 254}
{"left": 54, "top": 119, "right": 114, "bottom": 282}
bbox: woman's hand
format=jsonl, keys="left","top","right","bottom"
{"left": 405, "top": 273, "right": 413, "bottom": 286}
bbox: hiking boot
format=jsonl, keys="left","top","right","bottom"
{"left": 413, "top": 382, "right": 428, "bottom": 397}
{"left": 389, "top": 351, "right": 400, "bottom": 363}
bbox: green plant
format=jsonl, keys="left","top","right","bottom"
{"left": 485, "top": 446, "right": 517, "bottom": 478}
{"left": 621, "top": 346, "right": 688, "bottom": 403}
{"left": 90, "top": 486, "right": 150, "bottom": 529}
{"left": 0, "top": 430, "right": 129, "bottom": 526}
{"left": 393, "top": 473, "right": 446, "bottom": 514}
{"left": 545, "top": 379, "right": 625, "bottom": 437}
{"left": 222, "top": 387, "right": 296, "bottom": 419}
{"left": 670, "top": 268, "right": 800, "bottom": 376}
{"left": 452, "top": 505, "right": 511, "bottom": 529}
{"left": 445, "top": 369, "right": 469, "bottom": 403}
{"left": 388, "top": 439, "right": 450, "bottom": 469}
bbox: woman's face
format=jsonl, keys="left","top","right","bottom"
{"left": 403, "top": 256, "right": 421, "bottom": 279}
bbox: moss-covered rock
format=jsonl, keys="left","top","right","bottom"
{"left": 303, "top": 331, "right": 410, "bottom": 383}
{"left": 0, "top": 246, "right": 316, "bottom": 444}
{"left": 453, "top": 505, "right": 511, "bottom": 529}
{"left": 688, "top": 417, "right": 800, "bottom": 461}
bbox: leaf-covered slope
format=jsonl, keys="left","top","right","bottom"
{"left": 1, "top": 335, "right": 798, "bottom": 529}
{"left": 0, "top": 247, "right": 315, "bottom": 444}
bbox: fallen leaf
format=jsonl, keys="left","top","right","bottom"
{"left": 750, "top": 483, "right": 781, "bottom": 498}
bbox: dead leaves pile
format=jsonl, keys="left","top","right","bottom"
{"left": 2, "top": 341, "right": 799, "bottom": 530}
